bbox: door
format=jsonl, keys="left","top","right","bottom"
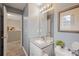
{"left": 0, "top": 4, "right": 7, "bottom": 56}
{"left": 0, "top": 5, "right": 3, "bottom": 56}
{"left": 3, "top": 5, "right": 8, "bottom": 56}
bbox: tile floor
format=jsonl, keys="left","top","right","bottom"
{"left": 6, "top": 40, "right": 26, "bottom": 56}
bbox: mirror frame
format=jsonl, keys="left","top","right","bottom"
{"left": 58, "top": 4, "right": 79, "bottom": 33}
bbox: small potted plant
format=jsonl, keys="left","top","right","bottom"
{"left": 55, "top": 40, "right": 65, "bottom": 48}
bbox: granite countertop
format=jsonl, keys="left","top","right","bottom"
{"left": 30, "top": 37, "right": 53, "bottom": 49}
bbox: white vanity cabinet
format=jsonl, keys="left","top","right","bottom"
{"left": 30, "top": 41, "right": 53, "bottom": 56}
{"left": 42, "top": 44, "right": 53, "bottom": 56}
{"left": 30, "top": 42, "right": 43, "bottom": 56}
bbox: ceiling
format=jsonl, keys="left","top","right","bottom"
{"left": 5, "top": 3, "right": 54, "bottom": 16}
{"left": 5, "top": 3, "right": 26, "bottom": 10}
{"left": 7, "top": 12, "right": 22, "bottom": 20}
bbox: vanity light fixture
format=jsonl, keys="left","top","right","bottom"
{"left": 40, "top": 4, "right": 53, "bottom": 14}
{"left": 43, "top": 6, "right": 54, "bottom": 13}
{"left": 7, "top": 13, "right": 11, "bottom": 16}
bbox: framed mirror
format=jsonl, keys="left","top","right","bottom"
{"left": 58, "top": 4, "right": 79, "bottom": 33}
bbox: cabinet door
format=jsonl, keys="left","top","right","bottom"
{"left": 42, "top": 44, "right": 53, "bottom": 56}
{"left": 30, "top": 42, "right": 43, "bottom": 56}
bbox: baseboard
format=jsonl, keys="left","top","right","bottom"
{"left": 22, "top": 46, "right": 28, "bottom": 56}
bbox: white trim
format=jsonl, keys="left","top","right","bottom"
{"left": 3, "top": 6, "right": 8, "bottom": 56}
{"left": 20, "top": 15, "right": 22, "bottom": 47}
{"left": 22, "top": 46, "right": 28, "bottom": 56}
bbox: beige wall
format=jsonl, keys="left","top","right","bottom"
{"left": 7, "top": 19, "right": 21, "bottom": 31}
{"left": 28, "top": 3, "right": 40, "bottom": 16}
{"left": 8, "top": 31, "right": 21, "bottom": 42}
{"left": 7, "top": 12, "right": 22, "bottom": 42}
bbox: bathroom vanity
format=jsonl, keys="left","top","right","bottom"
{"left": 30, "top": 37, "right": 53, "bottom": 56}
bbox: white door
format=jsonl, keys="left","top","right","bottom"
{"left": 3, "top": 5, "right": 8, "bottom": 56}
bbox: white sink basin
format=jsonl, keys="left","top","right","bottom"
{"left": 34, "top": 37, "right": 53, "bottom": 45}
{"left": 35, "top": 40, "right": 45, "bottom": 44}
{"left": 30, "top": 37, "right": 53, "bottom": 49}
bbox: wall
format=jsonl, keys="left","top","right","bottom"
{"left": 39, "top": 13, "right": 47, "bottom": 37}
{"left": 53, "top": 3, "right": 79, "bottom": 48}
{"left": 7, "top": 19, "right": 21, "bottom": 31}
{"left": 23, "top": 4, "right": 40, "bottom": 55}
{"left": 24, "top": 3, "right": 47, "bottom": 38}
{"left": 23, "top": 4, "right": 47, "bottom": 55}
{"left": 47, "top": 19, "right": 50, "bottom": 34}
{"left": 28, "top": 4, "right": 40, "bottom": 16}
{"left": 50, "top": 14, "right": 54, "bottom": 37}
{"left": 7, "top": 12, "right": 22, "bottom": 42}
{"left": 7, "top": 12, "right": 22, "bottom": 31}
{"left": 23, "top": 4, "right": 40, "bottom": 39}
{"left": 8, "top": 31, "right": 21, "bottom": 42}
{"left": 7, "top": 19, "right": 21, "bottom": 42}
{"left": 23, "top": 4, "right": 29, "bottom": 55}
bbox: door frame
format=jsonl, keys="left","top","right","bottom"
{"left": 3, "top": 4, "right": 23, "bottom": 56}
{"left": 3, "top": 5, "right": 8, "bottom": 56}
